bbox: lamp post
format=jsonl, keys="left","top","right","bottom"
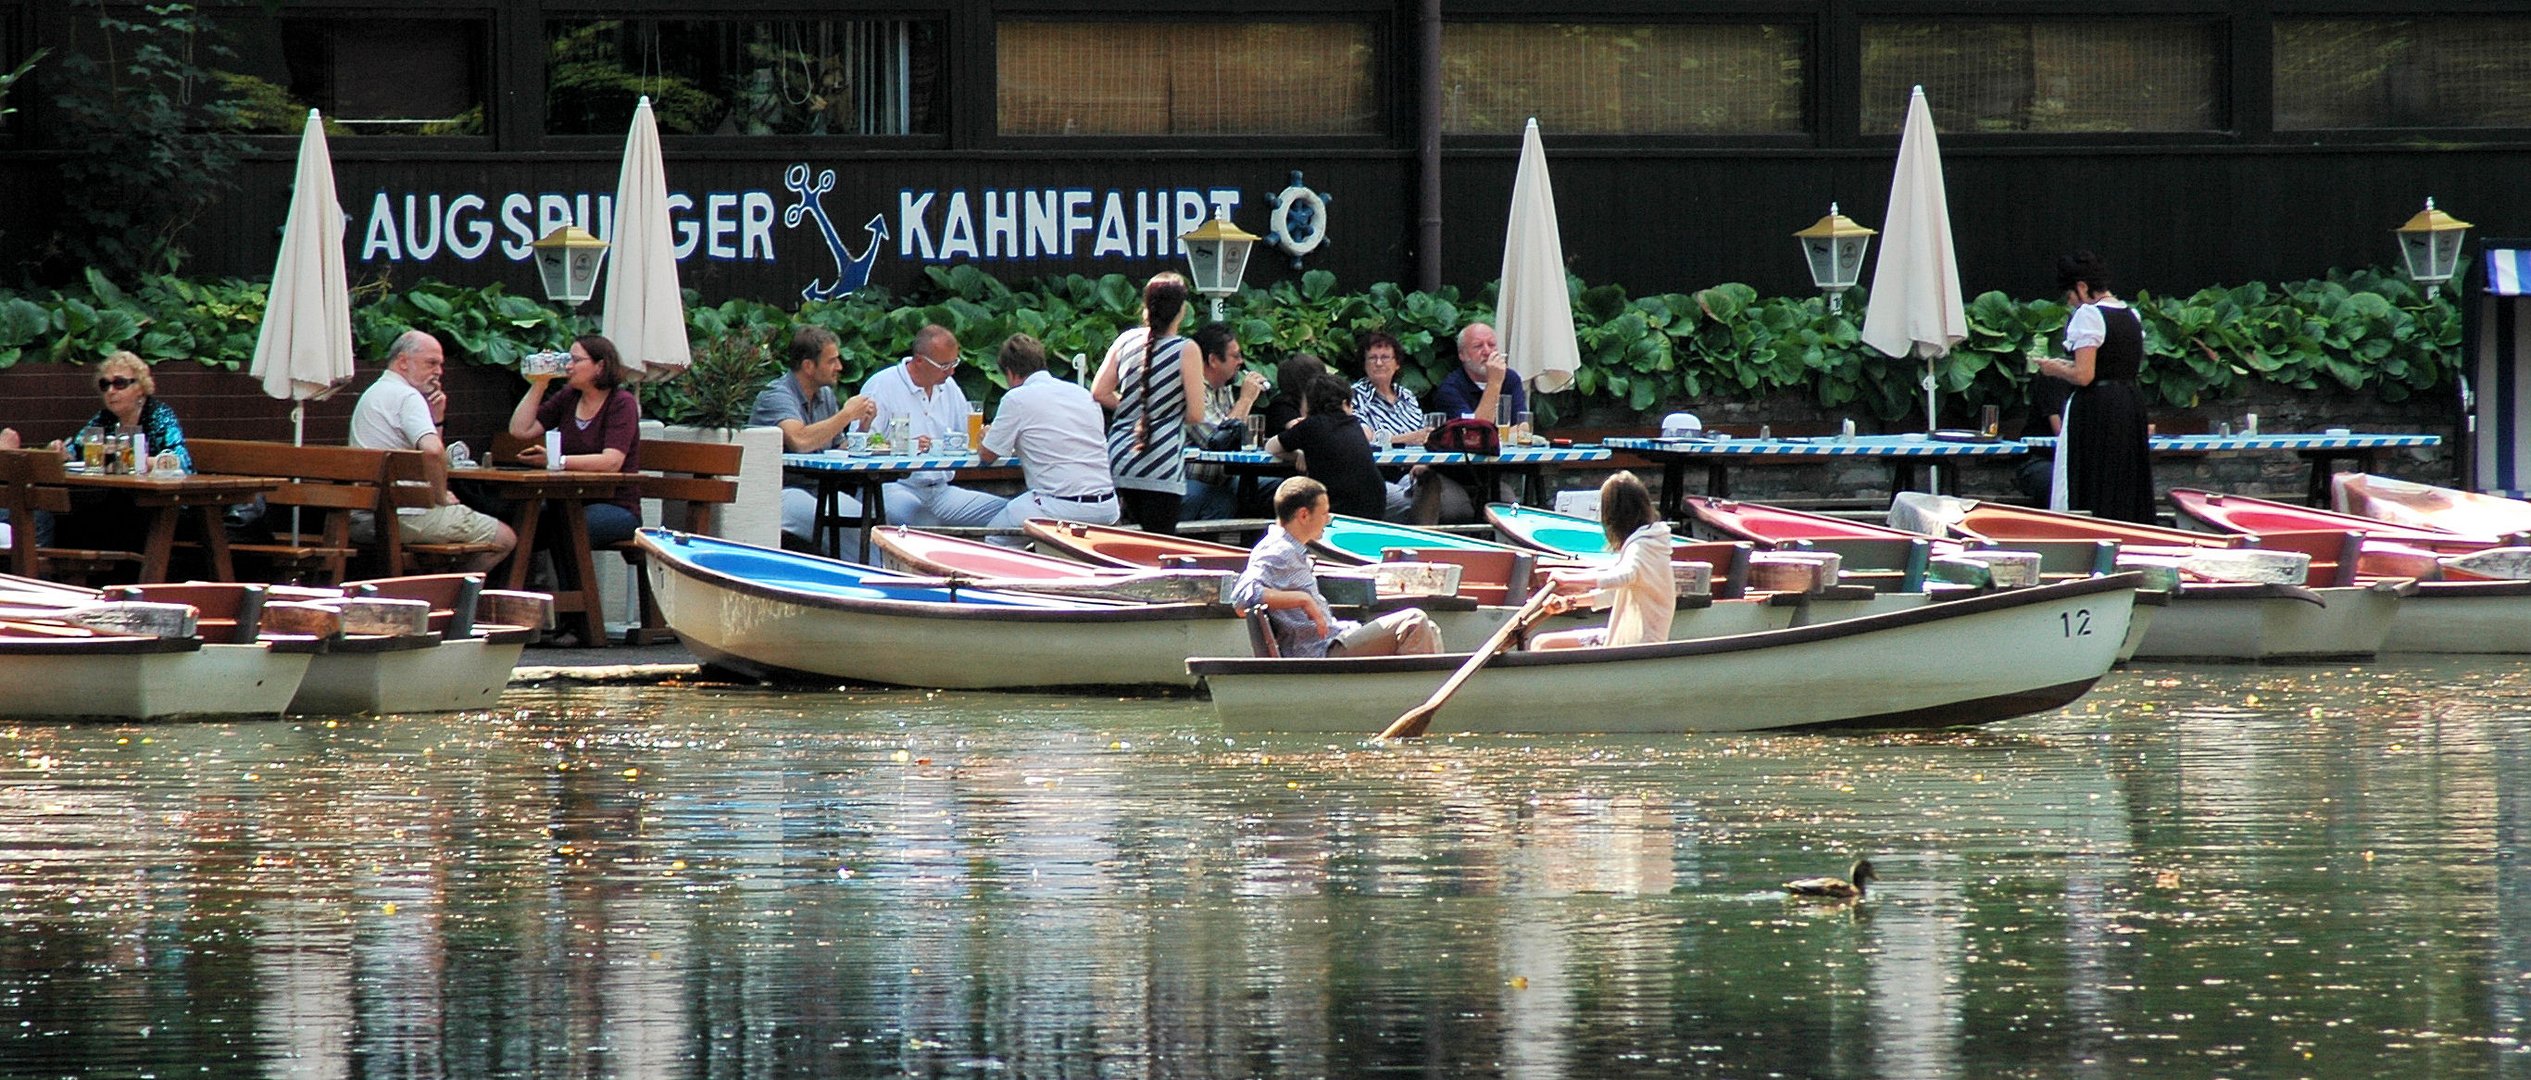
{"left": 1180, "top": 215, "right": 1260, "bottom": 322}
{"left": 2396, "top": 197, "right": 2471, "bottom": 288}
{"left": 531, "top": 224, "right": 610, "bottom": 310}
{"left": 2395, "top": 198, "right": 2475, "bottom": 489}
{"left": 1795, "top": 203, "right": 1875, "bottom": 313}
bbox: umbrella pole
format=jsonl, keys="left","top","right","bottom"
{"left": 1923, "top": 358, "right": 1940, "bottom": 494}
{"left": 290, "top": 402, "right": 305, "bottom": 540}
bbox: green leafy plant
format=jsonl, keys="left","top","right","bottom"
{"left": 46, "top": 2, "right": 253, "bottom": 281}
{"left": 641, "top": 322, "right": 780, "bottom": 430}
{"left": 0, "top": 265, "right": 2467, "bottom": 428}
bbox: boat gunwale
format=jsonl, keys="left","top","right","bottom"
{"left": 0, "top": 633, "right": 200, "bottom": 656}
{"left": 872, "top": 525, "right": 1137, "bottom": 580}
{"left": 639, "top": 528, "right": 1226, "bottom": 624}
{"left": 1190, "top": 572, "right": 2140, "bottom": 676}
{"left": 1021, "top": 518, "right": 1253, "bottom": 570}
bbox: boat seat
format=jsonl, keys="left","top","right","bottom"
{"left": 2239, "top": 529, "right": 2363, "bottom": 587}
{"left": 1381, "top": 547, "right": 1535, "bottom": 606}
{"left": 1970, "top": 538, "right": 2119, "bottom": 580}
{"left": 1245, "top": 608, "right": 1279, "bottom": 657}
{"left": 1785, "top": 536, "right": 1929, "bottom": 592}
{"left": 1159, "top": 553, "right": 1252, "bottom": 573}
{"left": 1671, "top": 540, "right": 1752, "bottom": 600}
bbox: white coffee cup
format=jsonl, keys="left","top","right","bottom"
{"left": 846, "top": 430, "right": 871, "bottom": 454}
{"left": 943, "top": 431, "right": 969, "bottom": 453}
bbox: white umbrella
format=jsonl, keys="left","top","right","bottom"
{"left": 1860, "top": 86, "right": 1967, "bottom": 434}
{"left": 1497, "top": 118, "right": 1579, "bottom": 395}
{"left": 601, "top": 96, "right": 690, "bottom": 381}
{"left": 248, "top": 108, "right": 355, "bottom": 447}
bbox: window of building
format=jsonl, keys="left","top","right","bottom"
{"left": 1442, "top": 23, "right": 1804, "bottom": 136}
{"left": 1860, "top": 20, "right": 2224, "bottom": 134}
{"left": 224, "top": 16, "right": 489, "bottom": 136}
{"left": 997, "top": 21, "right": 1377, "bottom": 136}
{"left": 547, "top": 19, "right": 943, "bottom": 136}
{"left": 2276, "top": 18, "right": 2531, "bottom": 130}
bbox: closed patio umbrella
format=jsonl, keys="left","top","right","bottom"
{"left": 1497, "top": 118, "right": 1579, "bottom": 395}
{"left": 1860, "top": 87, "right": 1967, "bottom": 436}
{"left": 248, "top": 108, "right": 355, "bottom": 447}
{"left": 601, "top": 96, "right": 690, "bottom": 381}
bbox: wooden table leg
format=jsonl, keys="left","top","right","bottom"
{"left": 138, "top": 506, "right": 179, "bottom": 583}
{"left": 856, "top": 477, "right": 887, "bottom": 564}
{"left": 194, "top": 504, "right": 236, "bottom": 581}
{"left": 556, "top": 505, "right": 605, "bottom": 648}
{"left": 504, "top": 498, "right": 547, "bottom": 590}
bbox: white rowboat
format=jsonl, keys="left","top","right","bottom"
{"left": 1191, "top": 574, "right": 2142, "bottom": 734}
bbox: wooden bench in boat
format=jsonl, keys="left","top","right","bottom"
{"left": 0, "top": 447, "right": 143, "bottom": 583}
{"left": 2237, "top": 529, "right": 2364, "bottom": 588}
{"left": 1783, "top": 536, "right": 1930, "bottom": 593}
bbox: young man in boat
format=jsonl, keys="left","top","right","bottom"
{"left": 750, "top": 324, "right": 878, "bottom": 549}
{"left": 977, "top": 333, "right": 1118, "bottom": 543}
{"left": 346, "top": 328, "right": 517, "bottom": 573}
{"left": 857, "top": 323, "right": 1007, "bottom": 528}
{"left": 1231, "top": 476, "right": 1442, "bottom": 658}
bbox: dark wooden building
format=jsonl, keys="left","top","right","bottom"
{"left": 9, "top": 2, "right": 2531, "bottom": 306}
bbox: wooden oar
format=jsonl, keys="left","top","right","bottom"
{"left": 1378, "top": 588, "right": 1560, "bottom": 741}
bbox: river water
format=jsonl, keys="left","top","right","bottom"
{"left": 3, "top": 658, "right": 2529, "bottom": 1079}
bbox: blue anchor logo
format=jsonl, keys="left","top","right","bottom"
{"left": 784, "top": 163, "right": 889, "bottom": 301}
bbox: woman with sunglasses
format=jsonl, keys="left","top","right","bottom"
{"left": 64, "top": 351, "right": 194, "bottom": 474}
{"left": 507, "top": 333, "right": 643, "bottom": 547}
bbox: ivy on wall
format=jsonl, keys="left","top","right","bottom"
{"left": 0, "top": 263, "right": 2463, "bottom": 429}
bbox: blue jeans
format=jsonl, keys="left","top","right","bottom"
{"left": 584, "top": 502, "right": 637, "bottom": 548}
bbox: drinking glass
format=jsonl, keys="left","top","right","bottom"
{"left": 1515, "top": 410, "right": 1535, "bottom": 446}
{"left": 966, "top": 406, "right": 986, "bottom": 447}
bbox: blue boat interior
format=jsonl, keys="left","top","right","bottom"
{"left": 643, "top": 530, "right": 1085, "bottom": 608}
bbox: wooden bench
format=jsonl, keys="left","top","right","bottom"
{"left": 0, "top": 447, "right": 142, "bottom": 583}
{"left": 186, "top": 439, "right": 406, "bottom": 585}
{"left": 606, "top": 438, "right": 741, "bottom": 644}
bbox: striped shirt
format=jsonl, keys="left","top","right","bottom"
{"left": 1350, "top": 378, "right": 1425, "bottom": 446}
{"left": 1104, "top": 332, "right": 1193, "bottom": 493}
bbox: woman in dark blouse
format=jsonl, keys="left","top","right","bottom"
{"left": 507, "top": 333, "right": 644, "bottom": 546}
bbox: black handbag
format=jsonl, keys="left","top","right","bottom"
{"left": 1203, "top": 419, "right": 1250, "bottom": 452}
{"left": 1430, "top": 417, "right": 1500, "bottom": 455}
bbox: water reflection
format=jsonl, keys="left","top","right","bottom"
{"left": 4, "top": 660, "right": 2531, "bottom": 1076}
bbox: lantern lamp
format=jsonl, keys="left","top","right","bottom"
{"left": 2395, "top": 197, "right": 2471, "bottom": 288}
{"left": 531, "top": 225, "right": 610, "bottom": 307}
{"left": 1795, "top": 203, "right": 1876, "bottom": 312}
{"left": 1180, "top": 215, "right": 1261, "bottom": 321}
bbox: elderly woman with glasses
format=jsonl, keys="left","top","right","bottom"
{"left": 53, "top": 351, "right": 193, "bottom": 473}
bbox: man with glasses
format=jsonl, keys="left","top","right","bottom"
{"left": 856, "top": 323, "right": 1006, "bottom": 528}
{"left": 347, "top": 329, "right": 517, "bottom": 573}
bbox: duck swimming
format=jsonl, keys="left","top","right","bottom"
{"left": 1784, "top": 859, "right": 1877, "bottom": 900}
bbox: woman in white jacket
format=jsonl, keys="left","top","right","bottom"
{"left": 1531, "top": 471, "right": 1676, "bottom": 649}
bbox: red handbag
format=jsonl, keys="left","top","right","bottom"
{"left": 1429, "top": 417, "right": 1500, "bottom": 455}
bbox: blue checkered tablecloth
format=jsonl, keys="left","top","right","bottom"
{"left": 783, "top": 451, "right": 985, "bottom": 472}
{"left": 2018, "top": 433, "right": 2441, "bottom": 452}
{"left": 1186, "top": 446, "right": 1613, "bottom": 467}
{"left": 1602, "top": 435, "right": 2027, "bottom": 458}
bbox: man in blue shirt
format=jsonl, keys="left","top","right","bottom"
{"left": 1230, "top": 476, "right": 1441, "bottom": 658}
{"left": 751, "top": 325, "right": 876, "bottom": 548}
{"left": 1417, "top": 321, "right": 1523, "bottom": 523}
{"left": 1428, "top": 322, "right": 1524, "bottom": 425}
